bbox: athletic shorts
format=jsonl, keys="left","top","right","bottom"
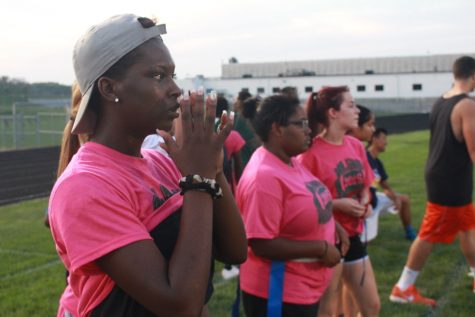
{"left": 343, "top": 235, "right": 368, "bottom": 263}
{"left": 419, "top": 202, "right": 475, "bottom": 243}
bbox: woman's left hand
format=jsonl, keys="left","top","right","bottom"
{"left": 215, "top": 110, "right": 233, "bottom": 177}
{"left": 335, "top": 222, "right": 350, "bottom": 256}
{"left": 363, "top": 204, "right": 373, "bottom": 218}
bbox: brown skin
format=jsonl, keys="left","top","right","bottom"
{"left": 349, "top": 114, "right": 375, "bottom": 143}
{"left": 93, "top": 39, "right": 245, "bottom": 317}
{"left": 232, "top": 151, "right": 243, "bottom": 182}
{"left": 405, "top": 73, "right": 475, "bottom": 272}
{"left": 368, "top": 133, "right": 413, "bottom": 228}
{"left": 252, "top": 107, "right": 341, "bottom": 267}
{"left": 449, "top": 77, "right": 475, "bottom": 163}
{"left": 212, "top": 171, "right": 247, "bottom": 263}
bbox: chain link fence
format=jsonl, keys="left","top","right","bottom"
{"left": 0, "top": 102, "right": 68, "bottom": 150}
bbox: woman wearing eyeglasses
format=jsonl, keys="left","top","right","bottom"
{"left": 236, "top": 95, "right": 341, "bottom": 317}
{"left": 297, "top": 87, "right": 380, "bottom": 317}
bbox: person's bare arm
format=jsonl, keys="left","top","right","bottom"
{"left": 332, "top": 198, "right": 365, "bottom": 217}
{"left": 380, "top": 179, "right": 401, "bottom": 209}
{"left": 212, "top": 172, "right": 247, "bottom": 264}
{"left": 97, "top": 92, "right": 231, "bottom": 317}
{"left": 232, "top": 151, "right": 243, "bottom": 182}
{"left": 459, "top": 99, "right": 475, "bottom": 163}
{"left": 335, "top": 221, "right": 350, "bottom": 256}
{"left": 250, "top": 237, "right": 341, "bottom": 267}
{"left": 97, "top": 191, "right": 214, "bottom": 317}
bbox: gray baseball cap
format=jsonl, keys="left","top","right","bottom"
{"left": 72, "top": 14, "right": 167, "bottom": 134}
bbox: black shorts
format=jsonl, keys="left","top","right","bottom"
{"left": 242, "top": 291, "right": 319, "bottom": 317}
{"left": 343, "top": 235, "right": 368, "bottom": 262}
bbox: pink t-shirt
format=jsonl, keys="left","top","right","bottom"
{"left": 224, "top": 130, "right": 245, "bottom": 193}
{"left": 224, "top": 130, "right": 245, "bottom": 159}
{"left": 297, "top": 135, "right": 373, "bottom": 237}
{"left": 57, "top": 284, "right": 77, "bottom": 317}
{"left": 236, "top": 146, "right": 335, "bottom": 305}
{"left": 49, "top": 142, "right": 182, "bottom": 317}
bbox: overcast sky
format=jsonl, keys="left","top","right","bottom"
{"left": 1, "top": 0, "right": 474, "bottom": 85}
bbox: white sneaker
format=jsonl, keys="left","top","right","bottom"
{"left": 221, "top": 266, "right": 240, "bottom": 280}
{"left": 468, "top": 271, "right": 474, "bottom": 278}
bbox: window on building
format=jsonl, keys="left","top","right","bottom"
{"left": 305, "top": 86, "right": 313, "bottom": 93}
{"left": 413, "top": 84, "right": 422, "bottom": 91}
{"left": 272, "top": 87, "right": 280, "bottom": 93}
{"left": 257, "top": 87, "right": 265, "bottom": 94}
{"left": 357, "top": 85, "right": 366, "bottom": 92}
{"left": 241, "top": 88, "right": 249, "bottom": 93}
{"left": 375, "top": 85, "right": 384, "bottom": 92}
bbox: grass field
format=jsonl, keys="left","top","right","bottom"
{"left": 1, "top": 130, "right": 474, "bottom": 316}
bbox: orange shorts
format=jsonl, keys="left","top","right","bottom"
{"left": 418, "top": 202, "right": 475, "bottom": 243}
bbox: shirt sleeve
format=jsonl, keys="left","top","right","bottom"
{"left": 238, "top": 173, "right": 283, "bottom": 239}
{"left": 50, "top": 174, "right": 152, "bottom": 273}
{"left": 225, "top": 131, "right": 246, "bottom": 155}
{"left": 378, "top": 159, "right": 389, "bottom": 182}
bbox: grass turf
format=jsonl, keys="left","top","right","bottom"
{"left": 1, "top": 130, "right": 474, "bottom": 316}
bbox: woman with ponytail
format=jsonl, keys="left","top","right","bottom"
{"left": 297, "top": 87, "right": 380, "bottom": 317}
{"left": 48, "top": 14, "right": 246, "bottom": 317}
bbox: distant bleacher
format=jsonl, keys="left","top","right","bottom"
{"left": 0, "top": 146, "right": 59, "bottom": 206}
{"left": 376, "top": 113, "right": 429, "bottom": 134}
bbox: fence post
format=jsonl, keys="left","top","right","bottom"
{"left": 36, "top": 113, "right": 40, "bottom": 146}
{"left": 1, "top": 117, "right": 5, "bottom": 148}
{"left": 12, "top": 102, "right": 17, "bottom": 149}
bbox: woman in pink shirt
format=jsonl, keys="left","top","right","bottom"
{"left": 236, "top": 95, "right": 342, "bottom": 317}
{"left": 297, "top": 87, "right": 380, "bottom": 317}
{"left": 48, "top": 14, "right": 246, "bottom": 317}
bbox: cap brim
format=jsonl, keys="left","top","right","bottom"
{"left": 71, "top": 85, "right": 96, "bottom": 135}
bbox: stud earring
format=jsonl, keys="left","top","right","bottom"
{"left": 114, "top": 97, "right": 119, "bottom": 103}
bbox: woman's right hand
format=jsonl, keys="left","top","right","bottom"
{"left": 333, "top": 198, "right": 365, "bottom": 218}
{"left": 161, "top": 90, "right": 232, "bottom": 179}
{"left": 321, "top": 243, "right": 341, "bottom": 267}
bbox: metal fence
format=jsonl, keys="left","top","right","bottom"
{"left": 0, "top": 103, "right": 68, "bottom": 150}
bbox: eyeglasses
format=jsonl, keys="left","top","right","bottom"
{"left": 288, "top": 119, "right": 309, "bottom": 130}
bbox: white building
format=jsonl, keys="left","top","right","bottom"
{"left": 176, "top": 53, "right": 475, "bottom": 113}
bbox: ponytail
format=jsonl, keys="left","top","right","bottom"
{"left": 305, "top": 92, "right": 320, "bottom": 138}
{"left": 305, "top": 86, "right": 349, "bottom": 138}
{"left": 56, "top": 82, "right": 88, "bottom": 178}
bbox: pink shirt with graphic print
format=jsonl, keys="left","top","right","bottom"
{"left": 297, "top": 135, "right": 374, "bottom": 237}
{"left": 49, "top": 142, "right": 183, "bottom": 317}
{"left": 236, "top": 146, "right": 336, "bottom": 305}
